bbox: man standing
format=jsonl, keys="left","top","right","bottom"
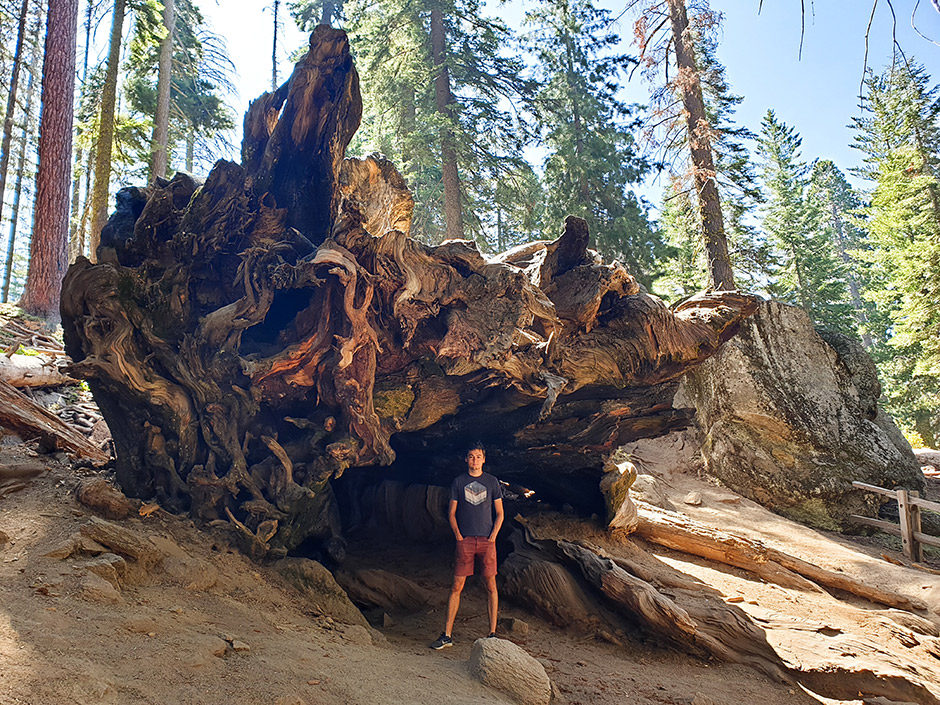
{"left": 430, "top": 442, "right": 504, "bottom": 649}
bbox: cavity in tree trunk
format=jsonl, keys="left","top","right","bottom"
{"left": 666, "top": 0, "right": 734, "bottom": 291}
{"left": 19, "top": 0, "right": 80, "bottom": 320}
{"left": 430, "top": 8, "right": 463, "bottom": 241}
{"left": 88, "top": 0, "right": 127, "bottom": 260}
{"left": 0, "top": 0, "right": 31, "bottom": 230}
{"left": 2, "top": 32, "right": 40, "bottom": 303}
{"left": 151, "top": 0, "right": 175, "bottom": 182}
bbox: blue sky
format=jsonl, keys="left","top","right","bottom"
{"left": 205, "top": 0, "right": 940, "bottom": 207}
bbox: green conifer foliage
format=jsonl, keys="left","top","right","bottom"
{"left": 852, "top": 61, "right": 940, "bottom": 445}
{"left": 756, "top": 110, "right": 852, "bottom": 332}
{"left": 330, "top": 0, "right": 533, "bottom": 248}
{"left": 125, "top": 0, "right": 235, "bottom": 174}
{"left": 526, "top": 0, "right": 661, "bottom": 286}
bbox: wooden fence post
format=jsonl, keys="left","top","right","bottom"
{"left": 909, "top": 490, "right": 924, "bottom": 563}
{"left": 897, "top": 489, "right": 919, "bottom": 562}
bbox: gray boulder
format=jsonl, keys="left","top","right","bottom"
{"left": 468, "top": 637, "right": 552, "bottom": 705}
{"left": 679, "top": 301, "right": 924, "bottom": 529}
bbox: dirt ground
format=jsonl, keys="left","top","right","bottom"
{"left": 2, "top": 435, "right": 939, "bottom": 705}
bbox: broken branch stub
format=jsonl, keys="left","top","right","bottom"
{"left": 60, "top": 27, "right": 758, "bottom": 555}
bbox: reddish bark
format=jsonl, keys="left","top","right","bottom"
{"left": 20, "top": 0, "right": 80, "bottom": 320}
{"left": 666, "top": 0, "right": 735, "bottom": 291}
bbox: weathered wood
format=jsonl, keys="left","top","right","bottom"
{"left": 0, "top": 378, "right": 108, "bottom": 463}
{"left": 635, "top": 501, "right": 927, "bottom": 612}
{"left": 0, "top": 353, "right": 72, "bottom": 387}
{"left": 59, "top": 26, "right": 759, "bottom": 555}
{"left": 852, "top": 480, "right": 899, "bottom": 499}
{"left": 512, "top": 515, "right": 940, "bottom": 704}
{"left": 634, "top": 501, "right": 822, "bottom": 592}
{"left": 898, "top": 489, "right": 916, "bottom": 562}
{"left": 850, "top": 514, "right": 902, "bottom": 537}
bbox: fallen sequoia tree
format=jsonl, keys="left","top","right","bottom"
{"left": 59, "top": 27, "right": 940, "bottom": 702}
{"left": 60, "top": 25, "right": 757, "bottom": 553}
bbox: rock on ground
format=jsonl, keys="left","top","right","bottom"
{"left": 468, "top": 637, "right": 553, "bottom": 705}
{"left": 275, "top": 557, "right": 368, "bottom": 627}
{"left": 679, "top": 300, "right": 924, "bottom": 529}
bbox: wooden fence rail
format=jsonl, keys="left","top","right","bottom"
{"left": 851, "top": 481, "right": 940, "bottom": 562}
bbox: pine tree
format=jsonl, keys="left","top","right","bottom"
{"left": 334, "top": 0, "right": 534, "bottom": 246}
{"left": 526, "top": 0, "right": 662, "bottom": 286}
{"left": 88, "top": 0, "right": 129, "bottom": 259}
{"left": 633, "top": 0, "right": 733, "bottom": 289}
{"left": 125, "top": 0, "right": 235, "bottom": 174}
{"left": 852, "top": 61, "right": 940, "bottom": 445}
{"left": 150, "top": 0, "right": 174, "bottom": 181}
{"left": 649, "top": 11, "right": 769, "bottom": 297}
{"left": 807, "top": 160, "right": 873, "bottom": 346}
{"left": 756, "top": 110, "right": 851, "bottom": 331}
{"left": 654, "top": 176, "right": 705, "bottom": 300}
{"left": 2, "top": 11, "right": 41, "bottom": 303}
{"left": 0, "top": 0, "right": 31, "bottom": 232}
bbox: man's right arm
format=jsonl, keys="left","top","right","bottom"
{"left": 448, "top": 499, "right": 462, "bottom": 541}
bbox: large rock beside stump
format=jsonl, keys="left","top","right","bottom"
{"left": 468, "top": 637, "right": 552, "bottom": 705}
{"left": 679, "top": 301, "right": 924, "bottom": 529}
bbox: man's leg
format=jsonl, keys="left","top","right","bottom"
{"left": 444, "top": 575, "right": 466, "bottom": 636}
{"left": 484, "top": 575, "right": 498, "bottom": 634}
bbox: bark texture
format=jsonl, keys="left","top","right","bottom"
{"left": 150, "top": 0, "right": 175, "bottom": 182}
{"left": 60, "top": 27, "right": 757, "bottom": 557}
{"left": 666, "top": 0, "right": 734, "bottom": 291}
{"left": 88, "top": 0, "right": 126, "bottom": 259}
{"left": 19, "top": 0, "right": 79, "bottom": 319}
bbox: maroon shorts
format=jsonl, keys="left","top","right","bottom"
{"left": 454, "top": 536, "right": 497, "bottom": 578}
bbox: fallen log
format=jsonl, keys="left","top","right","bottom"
{"left": 634, "top": 500, "right": 927, "bottom": 612}
{"left": 0, "top": 353, "right": 73, "bottom": 388}
{"left": 0, "top": 379, "right": 109, "bottom": 464}
{"left": 511, "top": 515, "right": 940, "bottom": 704}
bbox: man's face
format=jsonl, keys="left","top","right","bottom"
{"left": 466, "top": 449, "right": 485, "bottom": 473}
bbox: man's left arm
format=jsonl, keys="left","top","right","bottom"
{"left": 488, "top": 498, "right": 504, "bottom": 542}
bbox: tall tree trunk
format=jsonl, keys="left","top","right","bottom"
{"left": 560, "top": 15, "right": 589, "bottom": 204}
{"left": 185, "top": 126, "right": 195, "bottom": 172}
{"left": 272, "top": 0, "right": 280, "bottom": 90}
{"left": 88, "top": 0, "right": 126, "bottom": 261}
{"left": 430, "top": 8, "right": 463, "bottom": 241}
{"left": 150, "top": 0, "right": 175, "bottom": 182}
{"left": 666, "top": 0, "right": 734, "bottom": 291}
{"left": 19, "top": 0, "right": 80, "bottom": 320}
{"left": 2, "top": 29, "right": 41, "bottom": 303}
{"left": 320, "top": 0, "right": 338, "bottom": 26}
{"left": 0, "top": 0, "right": 31, "bottom": 230}
{"left": 69, "top": 0, "right": 94, "bottom": 261}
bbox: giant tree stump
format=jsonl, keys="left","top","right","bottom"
{"left": 60, "top": 26, "right": 757, "bottom": 555}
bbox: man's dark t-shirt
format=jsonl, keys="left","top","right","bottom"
{"left": 450, "top": 472, "right": 503, "bottom": 538}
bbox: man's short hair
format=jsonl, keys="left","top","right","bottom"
{"left": 466, "top": 441, "right": 486, "bottom": 455}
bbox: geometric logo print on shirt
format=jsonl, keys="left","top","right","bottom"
{"left": 464, "top": 480, "right": 488, "bottom": 506}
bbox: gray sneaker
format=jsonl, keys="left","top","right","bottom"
{"left": 430, "top": 633, "right": 453, "bottom": 650}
